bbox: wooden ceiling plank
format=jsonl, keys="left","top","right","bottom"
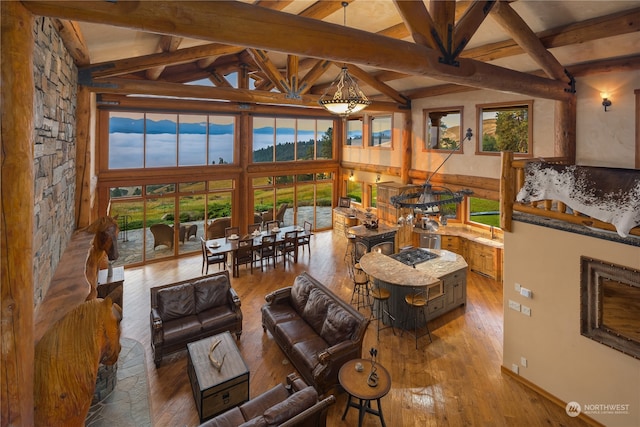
{"left": 246, "top": 48, "right": 290, "bottom": 94}
{"left": 23, "top": 0, "right": 572, "bottom": 101}
{"left": 299, "top": 0, "right": 354, "bottom": 19}
{"left": 392, "top": 0, "right": 439, "bottom": 49}
{"left": 298, "top": 60, "right": 331, "bottom": 95}
{"left": 51, "top": 19, "right": 90, "bottom": 66}
{"left": 346, "top": 64, "right": 408, "bottom": 105}
{"left": 146, "top": 35, "right": 182, "bottom": 80}
{"left": 254, "top": 0, "right": 295, "bottom": 12}
{"left": 453, "top": 1, "right": 496, "bottom": 57}
{"left": 491, "top": 1, "right": 566, "bottom": 80}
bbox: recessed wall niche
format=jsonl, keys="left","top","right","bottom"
{"left": 580, "top": 256, "right": 640, "bottom": 359}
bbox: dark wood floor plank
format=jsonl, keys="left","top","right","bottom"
{"left": 119, "top": 230, "right": 589, "bottom": 427}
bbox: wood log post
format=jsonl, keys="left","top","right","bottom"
{"left": 500, "top": 151, "right": 514, "bottom": 232}
{"left": 75, "top": 85, "right": 94, "bottom": 229}
{"left": 1, "top": 2, "right": 35, "bottom": 425}
{"left": 554, "top": 97, "right": 576, "bottom": 162}
{"left": 401, "top": 111, "right": 412, "bottom": 185}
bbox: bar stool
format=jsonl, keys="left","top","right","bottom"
{"left": 369, "top": 285, "right": 395, "bottom": 340}
{"left": 401, "top": 287, "right": 432, "bottom": 349}
{"left": 350, "top": 264, "right": 371, "bottom": 312}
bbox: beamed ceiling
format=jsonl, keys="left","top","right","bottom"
{"left": 23, "top": 0, "right": 640, "bottom": 113}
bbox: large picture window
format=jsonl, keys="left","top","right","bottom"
{"left": 424, "top": 108, "right": 463, "bottom": 151}
{"left": 369, "top": 115, "right": 392, "bottom": 147}
{"left": 107, "top": 111, "right": 235, "bottom": 169}
{"left": 477, "top": 101, "right": 532, "bottom": 155}
{"left": 252, "top": 116, "right": 334, "bottom": 162}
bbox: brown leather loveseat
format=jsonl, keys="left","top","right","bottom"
{"left": 261, "top": 273, "right": 369, "bottom": 395}
{"left": 150, "top": 270, "right": 242, "bottom": 367}
{"left": 199, "top": 373, "right": 335, "bottom": 427}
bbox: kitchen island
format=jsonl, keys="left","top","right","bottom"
{"left": 359, "top": 248, "right": 467, "bottom": 329}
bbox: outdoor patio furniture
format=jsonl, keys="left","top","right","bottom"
{"left": 150, "top": 224, "right": 174, "bottom": 250}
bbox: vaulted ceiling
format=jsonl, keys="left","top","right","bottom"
{"left": 25, "top": 0, "right": 640, "bottom": 113}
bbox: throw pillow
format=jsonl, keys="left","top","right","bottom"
{"left": 263, "top": 386, "right": 318, "bottom": 425}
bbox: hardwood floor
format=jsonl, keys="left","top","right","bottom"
{"left": 120, "top": 230, "right": 589, "bottom": 427}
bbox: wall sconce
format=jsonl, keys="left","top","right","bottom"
{"left": 349, "top": 170, "right": 354, "bottom": 181}
{"left": 601, "top": 93, "right": 612, "bottom": 112}
{"left": 465, "top": 128, "right": 473, "bottom": 141}
{"left": 376, "top": 174, "right": 381, "bottom": 183}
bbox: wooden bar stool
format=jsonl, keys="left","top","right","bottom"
{"left": 370, "top": 285, "right": 395, "bottom": 340}
{"left": 401, "top": 287, "right": 432, "bottom": 349}
{"left": 350, "top": 264, "right": 371, "bottom": 312}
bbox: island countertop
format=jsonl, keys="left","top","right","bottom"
{"left": 359, "top": 249, "right": 467, "bottom": 288}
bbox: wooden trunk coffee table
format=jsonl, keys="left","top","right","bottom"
{"left": 187, "top": 331, "right": 249, "bottom": 422}
{"left": 339, "top": 358, "right": 391, "bottom": 427}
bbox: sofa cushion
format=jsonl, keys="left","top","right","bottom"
{"left": 161, "top": 315, "right": 202, "bottom": 345}
{"left": 194, "top": 275, "right": 230, "bottom": 313}
{"left": 198, "top": 306, "right": 237, "bottom": 333}
{"left": 200, "top": 406, "right": 245, "bottom": 426}
{"left": 320, "top": 302, "right": 360, "bottom": 346}
{"left": 261, "top": 304, "right": 299, "bottom": 330}
{"left": 291, "top": 335, "right": 328, "bottom": 373}
{"left": 273, "top": 319, "right": 317, "bottom": 349}
{"left": 239, "top": 383, "right": 289, "bottom": 420}
{"left": 239, "top": 416, "right": 267, "bottom": 427}
{"left": 302, "top": 288, "right": 332, "bottom": 335}
{"left": 290, "top": 275, "right": 316, "bottom": 315}
{"left": 263, "top": 386, "right": 318, "bottom": 425}
{"left": 156, "top": 284, "right": 195, "bottom": 321}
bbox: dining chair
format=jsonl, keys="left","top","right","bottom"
{"left": 297, "top": 221, "right": 312, "bottom": 255}
{"left": 233, "top": 237, "right": 255, "bottom": 277}
{"left": 225, "top": 226, "right": 240, "bottom": 239}
{"left": 265, "top": 220, "right": 279, "bottom": 233}
{"left": 258, "top": 234, "right": 278, "bottom": 271}
{"left": 278, "top": 230, "right": 299, "bottom": 268}
{"left": 248, "top": 223, "right": 262, "bottom": 235}
{"left": 200, "top": 237, "right": 226, "bottom": 274}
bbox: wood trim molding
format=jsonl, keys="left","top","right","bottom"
{"left": 635, "top": 89, "right": 640, "bottom": 168}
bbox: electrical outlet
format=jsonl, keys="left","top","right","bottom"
{"left": 522, "top": 305, "right": 531, "bottom": 316}
{"left": 511, "top": 364, "right": 519, "bottom": 374}
{"left": 521, "top": 357, "right": 528, "bottom": 367}
{"left": 508, "top": 300, "right": 521, "bottom": 312}
{"left": 514, "top": 283, "right": 521, "bottom": 292}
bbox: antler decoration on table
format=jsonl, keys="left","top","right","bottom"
{"left": 208, "top": 339, "right": 226, "bottom": 372}
{"left": 367, "top": 347, "right": 379, "bottom": 387}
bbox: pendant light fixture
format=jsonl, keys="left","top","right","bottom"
{"left": 319, "top": 2, "right": 371, "bottom": 118}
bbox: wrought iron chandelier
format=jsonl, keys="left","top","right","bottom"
{"left": 318, "top": 2, "right": 371, "bottom": 118}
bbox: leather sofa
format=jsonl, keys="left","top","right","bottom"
{"left": 199, "top": 373, "right": 335, "bottom": 427}
{"left": 261, "top": 273, "right": 369, "bottom": 395}
{"left": 150, "top": 270, "right": 242, "bottom": 367}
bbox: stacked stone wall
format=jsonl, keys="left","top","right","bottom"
{"left": 32, "top": 17, "right": 78, "bottom": 305}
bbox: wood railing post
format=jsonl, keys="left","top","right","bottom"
{"left": 500, "top": 151, "right": 514, "bottom": 231}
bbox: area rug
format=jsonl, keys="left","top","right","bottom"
{"left": 85, "top": 337, "right": 152, "bottom": 427}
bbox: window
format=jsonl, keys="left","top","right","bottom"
{"left": 346, "top": 178, "right": 363, "bottom": 204}
{"left": 468, "top": 197, "right": 500, "bottom": 227}
{"left": 346, "top": 118, "right": 363, "bottom": 146}
{"left": 107, "top": 111, "right": 235, "bottom": 169}
{"left": 477, "top": 101, "right": 532, "bottom": 155}
{"left": 252, "top": 116, "right": 334, "bottom": 162}
{"left": 424, "top": 108, "right": 462, "bottom": 150}
{"left": 369, "top": 115, "right": 392, "bottom": 147}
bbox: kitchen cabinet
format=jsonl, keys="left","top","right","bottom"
{"left": 376, "top": 182, "right": 417, "bottom": 249}
{"left": 467, "top": 241, "right": 502, "bottom": 281}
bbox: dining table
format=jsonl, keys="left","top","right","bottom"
{"left": 205, "top": 225, "right": 311, "bottom": 277}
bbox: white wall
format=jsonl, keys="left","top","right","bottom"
{"left": 504, "top": 222, "right": 640, "bottom": 426}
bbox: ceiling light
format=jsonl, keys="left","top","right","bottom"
{"left": 318, "top": 2, "right": 370, "bottom": 118}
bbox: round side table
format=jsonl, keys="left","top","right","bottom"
{"left": 338, "top": 358, "right": 391, "bottom": 427}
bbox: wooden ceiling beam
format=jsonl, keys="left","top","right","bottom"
{"left": 298, "top": 60, "right": 332, "bottom": 95}
{"left": 89, "top": 77, "right": 403, "bottom": 112}
{"left": 87, "top": 43, "right": 245, "bottom": 79}
{"left": 208, "top": 69, "right": 233, "bottom": 88}
{"left": 287, "top": 55, "right": 298, "bottom": 94}
{"left": 453, "top": 1, "right": 496, "bottom": 56}
{"left": 429, "top": 0, "right": 456, "bottom": 48}
{"left": 491, "top": 1, "right": 566, "bottom": 80}
{"left": 145, "top": 35, "right": 182, "bottom": 80}
{"left": 246, "top": 48, "right": 290, "bottom": 94}
{"left": 392, "top": 0, "right": 439, "bottom": 49}
{"left": 345, "top": 64, "right": 409, "bottom": 105}
{"left": 51, "top": 19, "right": 90, "bottom": 66}
{"left": 22, "top": 0, "right": 572, "bottom": 100}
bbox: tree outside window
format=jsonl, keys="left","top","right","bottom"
{"left": 478, "top": 101, "right": 532, "bottom": 155}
